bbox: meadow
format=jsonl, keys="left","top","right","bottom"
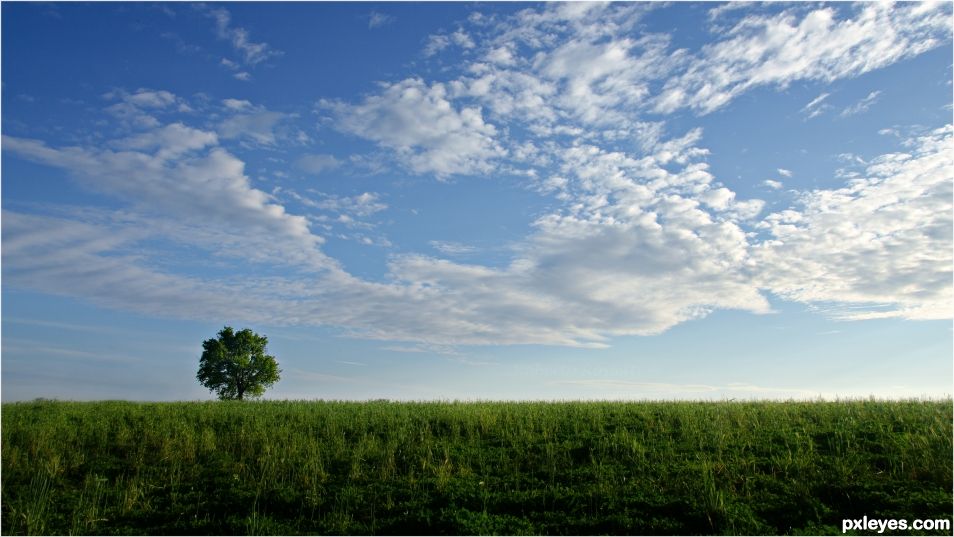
{"left": 2, "top": 399, "right": 951, "bottom": 535}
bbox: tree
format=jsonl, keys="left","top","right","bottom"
{"left": 197, "top": 326, "right": 281, "bottom": 400}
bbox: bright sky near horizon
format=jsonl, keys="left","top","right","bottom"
{"left": 2, "top": 2, "right": 952, "bottom": 402}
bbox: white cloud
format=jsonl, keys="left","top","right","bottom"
{"left": 655, "top": 3, "right": 950, "bottom": 114}
{"left": 471, "top": 4, "right": 665, "bottom": 131}
{"left": 423, "top": 34, "right": 450, "bottom": 57}
{"left": 314, "top": 192, "right": 388, "bottom": 218}
{"left": 275, "top": 188, "right": 388, "bottom": 230}
{"left": 451, "top": 29, "right": 475, "bottom": 49}
{"left": 707, "top": 3, "right": 752, "bottom": 23}
{"left": 536, "top": 33, "right": 673, "bottom": 126}
{"left": 429, "top": 240, "right": 477, "bottom": 256}
{"left": 8, "top": 122, "right": 949, "bottom": 349}
{"left": 324, "top": 78, "right": 505, "bottom": 177}
{"left": 113, "top": 122, "right": 218, "bottom": 159}
{"left": 222, "top": 98, "right": 252, "bottom": 110}
{"left": 699, "top": 187, "right": 736, "bottom": 210}
{"left": 485, "top": 46, "right": 516, "bottom": 66}
{"left": 415, "top": 1, "right": 948, "bottom": 149}
{"left": 840, "top": 90, "right": 882, "bottom": 117}
{"left": 382, "top": 2, "right": 948, "bottom": 156}
{"left": 763, "top": 179, "right": 784, "bottom": 190}
{"left": 103, "top": 88, "right": 183, "bottom": 128}
{"left": 295, "top": 154, "right": 340, "bottom": 175}
{"left": 449, "top": 68, "right": 559, "bottom": 128}
{"left": 368, "top": 11, "right": 394, "bottom": 29}
{"left": 801, "top": 93, "right": 831, "bottom": 119}
{"left": 122, "top": 89, "right": 176, "bottom": 108}
{"left": 423, "top": 29, "right": 476, "bottom": 56}
{"left": 1, "top": 212, "right": 291, "bottom": 323}
{"left": 203, "top": 5, "right": 282, "bottom": 66}
{"left": 802, "top": 93, "right": 831, "bottom": 112}
{"left": 777, "top": 168, "right": 793, "bottom": 178}
{"left": 3, "top": 127, "right": 331, "bottom": 271}
{"left": 217, "top": 104, "right": 289, "bottom": 145}
{"left": 342, "top": 131, "right": 773, "bottom": 346}
{"left": 4, "top": 118, "right": 780, "bottom": 348}
{"left": 755, "top": 125, "right": 953, "bottom": 320}
{"left": 5, "top": 4, "right": 951, "bottom": 355}
{"left": 415, "top": 4, "right": 670, "bottom": 137}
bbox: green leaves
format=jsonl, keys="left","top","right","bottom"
{"left": 196, "top": 326, "right": 281, "bottom": 400}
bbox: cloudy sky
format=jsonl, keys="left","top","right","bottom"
{"left": 2, "top": 2, "right": 951, "bottom": 401}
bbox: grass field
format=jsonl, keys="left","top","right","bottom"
{"left": 2, "top": 399, "right": 951, "bottom": 535}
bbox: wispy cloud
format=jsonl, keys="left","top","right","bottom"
{"left": 368, "top": 11, "right": 394, "bottom": 29}
{"left": 429, "top": 241, "right": 477, "bottom": 256}
{"left": 2, "top": 122, "right": 332, "bottom": 272}
{"left": 3, "top": 2, "right": 951, "bottom": 354}
{"left": 219, "top": 58, "right": 252, "bottom": 81}
{"left": 222, "top": 98, "right": 251, "bottom": 110}
{"left": 162, "top": 32, "right": 204, "bottom": 56}
{"left": 707, "top": 2, "right": 752, "bottom": 24}
{"left": 423, "top": 34, "right": 451, "bottom": 57}
{"left": 295, "top": 154, "right": 341, "bottom": 176}
{"left": 201, "top": 4, "right": 283, "bottom": 66}
{"left": 3, "top": 340, "right": 143, "bottom": 364}
{"left": 217, "top": 101, "right": 291, "bottom": 146}
{"left": 840, "top": 90, "right": 882, "bottom": 117}
{"left": 801, "top": 92, "right": 831, "bottom": 119}
{"left": 380, "top": 343, "right": 462, "bottom": 357}
{"left": 655, "top": 4, "right": 949, "bottom": 114}
{"left": 312, "top": 192, "right": 388, "bottom": 218}
{"left": 102, "top": 88, "right": 187, "bottom": 128}
{"left": 8, "top": 116, "right": 948, "bottom": 349}
{"left": 755, "top": 125, "right": 953, "bottom": 321}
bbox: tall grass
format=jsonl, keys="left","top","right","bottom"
{"left": 2, "top": 399, "right": 951, "bottom": 535}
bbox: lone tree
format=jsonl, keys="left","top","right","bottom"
{"left": 197, "top": 326, "right": 281, "bottom": 400}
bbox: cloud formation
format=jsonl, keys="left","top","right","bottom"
{"left": 203, "top": 5, "right": 282, "bottom": 66}
{"left": 655, "top": 3, "right": 949, "bottom": 113}
{"left": 103, "top": 88, "right": 189, "bottom": 128}
{"left": 754, "top": 126, "right": 953, "bottom": 321}
{"left": 3, "top": 2, "right": 951, "bottom": 352}
{"left": 840, "top": 90, "right": 882, "bottom": 117}
{"left": 324, "top": 78, "right": 506, "bottom": 177}
{"left": 801, "top": 93, "right": 832, "bottom": 119}
{"left": 2, "top": 212, "right": 278, "bottom": 322}
{"left": 5, "top": 120, "right": 951, "bottom": 347}
{"left": 2, "top": 126, "right": 332, "bottom": 272}
{"left": 368, "top": 11, "right": 394, "bottom": 29}
{"left": 218, "top": 106, "right": 289, "bottom": 146}
{"left": 295, "top": 154, "right": 341, "bottom": 175}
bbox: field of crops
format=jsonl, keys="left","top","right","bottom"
{"left": 2, "top": 399, "right": 951, "bottom": 535}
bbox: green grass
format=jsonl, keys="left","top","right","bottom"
{"left": 2, "top": 399, "right": 951, "bottom": 535}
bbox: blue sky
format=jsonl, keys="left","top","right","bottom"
{"left": 2, "top": 2, "right": 952, "bottom": 402}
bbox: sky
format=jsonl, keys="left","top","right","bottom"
{"left": 2, "top": 1, "right": 952, "bottom": 402}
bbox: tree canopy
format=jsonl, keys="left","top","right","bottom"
{"left": 197, "top": 326, "right": 281, "bottom": 400}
